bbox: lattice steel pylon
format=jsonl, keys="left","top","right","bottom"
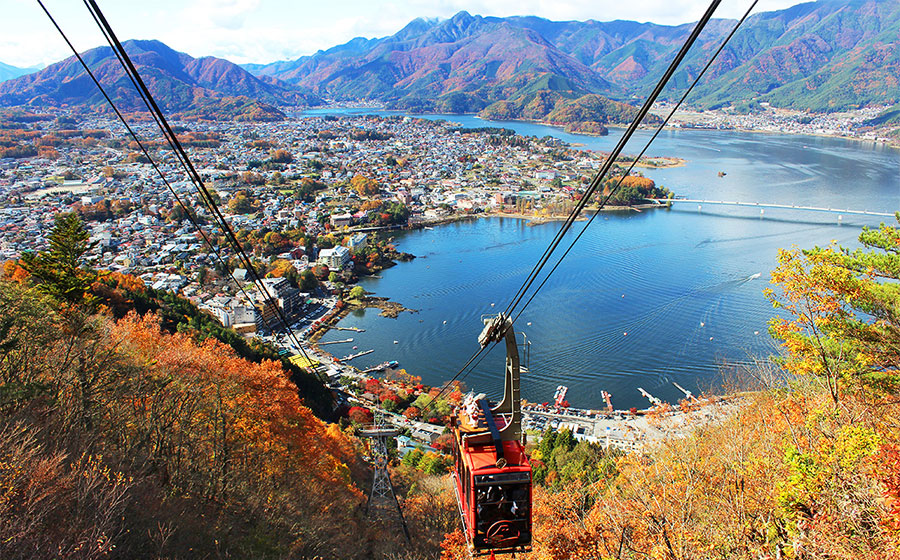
{"left": 359, "top": 410, "right": 410, "bottom": 541}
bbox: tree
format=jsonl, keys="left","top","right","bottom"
{"left": 432, "top": 433, "right": 454, "bottom": 452}
{"left": 349, "top": 286, "right": 365, "bottom": 300}
{"left": 348, "top": 406, "right": 373, "bottom": 425}
{"left": 240, "top": 171, "right": 265, "bottom": 185}
{"left": 299, "top": 269, "right": 318, "bottom": 291}
{"left": 402, "top": 448, "right": 424, "bottom": 468}
{"left": 403, "top": 406, "right": 420, "bottom": 420}
{"left": 384, "top": 201, "right": 410, "bottom": 225}
{"left": 269, "top": 149, "right": 293, "bottom": 164}
{"left": 418, "top": 452, "right": 448, "bottom": 475}
{"left": 350, "top": 174, "right": 379, "bottom": 197}
{"left": 20, "top": 213, "right": 97, "bottom": 305}
{"left": 226, "top": 191, "right": 255, "bottom": 214}
{"left": 382, "top": 397, "right": 399, "bottom": 412}
{"left": 295, "top": 177, "right": 326, "bottom": 201}
{"left": 766, "top": 218, "right": 900, "bottom": 401}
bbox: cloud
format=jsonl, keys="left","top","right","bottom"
{"left": 183, "top": 0, "right": 260, "bottom": 31}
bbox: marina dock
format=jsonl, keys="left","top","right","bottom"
{"left": 340, "top": 349, "right": 374, "bottom": 361}
{"left": 318, "top": 338, "right": 353, "bottom": 345}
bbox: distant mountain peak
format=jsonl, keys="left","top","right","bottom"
{"left": 0, "top": 61, "right": 40, "bottom": 83}
{"left": 0, "top": 39, "right": 321, "bottom": 119}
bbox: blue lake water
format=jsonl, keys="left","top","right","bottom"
{"left": 307, "top": 108, "right": 900, "bottom": 410}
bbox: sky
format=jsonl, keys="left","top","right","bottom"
{"left": 3, "top": 0, "right": 807, "bottom": 68}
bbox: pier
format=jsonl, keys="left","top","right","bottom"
{"left": 340, "top": 349, "right": 374, "bottom": 361}
{"left": 361, "top": 361, "right": 399, "bottom": 374}
{"left": 318, "top": 338, "right": 353, "bottom": 345}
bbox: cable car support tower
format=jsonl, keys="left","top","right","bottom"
{"left": 360, "top": 411, "right": 411, "bottom": 542}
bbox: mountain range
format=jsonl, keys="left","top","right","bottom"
{"left": 245, "top": 0, "right": 900, "bottom": 114}
{"left": 0, "top": 40, "right": 321, "bottom": 121}
{"left": 1, "top": 0, "right": 898, "bottom": 123}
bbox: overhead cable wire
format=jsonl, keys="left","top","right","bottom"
{"left": 36, "top": 0, "right": 258, "bottom": 314}
{"left": 420, "top": 0, "right": 725, "bottom": 418}
{"left": 500, "top": 0, "right": 723, "bottom": 324}
{"left": 40, "top": 0, "right": 321, "bottom": 378}
{"left": 422, "top": 0, "right": 759, "bottom": 416}
{"left": 509, "top": 0, "right": 761, "bottom": 328}
{"left": 81, "top": 0, "right": 320, "bottom": 373}
{"left": 463, "top": 0, "right": 761, "bottom": 394}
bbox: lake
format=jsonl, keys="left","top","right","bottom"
{"left": 309, "top": 109, "right": 900, "bottom": 410}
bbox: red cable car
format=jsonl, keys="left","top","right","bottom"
{"left": 452, "top": 314, "right": 532, "bottom": 555}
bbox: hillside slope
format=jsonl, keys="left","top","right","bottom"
{"left": 0, "top": 40, "right": 321, "bottom": 119}
{"left": 250, "top": 1, "right": 900, "bottom": 112}
{"left": 0, "top": 273, "right": 368, "bottom": 558}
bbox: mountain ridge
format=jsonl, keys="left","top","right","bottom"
{"left": 1, "top": 1, "right": 897, "bottom": 121}
{"left": 0, "top": 61, "right": 40, "bottom": 83}
{"left": 0, "top": 39, "right": 321, "bottom": 120}
{"left": 246, "top": 0, "right": 899, "bottom": 113}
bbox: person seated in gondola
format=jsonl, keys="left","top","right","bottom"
{"left": 476, "top": 486, "right": 504, "bottom": 532}
{"left": 506, "top": 486, "right": 528, "bottom": 518}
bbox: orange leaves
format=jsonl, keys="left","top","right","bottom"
{"left": 439, "top": 529, "right": 468, "bottom": 560}
{"left": 1, "top": 259, "right": 28, "bottom": 283}
{"left": 403, "top": 406, "right": 421, "bottom": 420}
{"left": 876, "top": 444, "right": 900, "bottom": 537}
{"left": 108, "top": 312, "right": 362, "bottom": 505}
{"left": 620, "top": 175, "right": 656, "bottom": 190}
{"left": 350, "top": 174, "right": 380, "bottom": 197}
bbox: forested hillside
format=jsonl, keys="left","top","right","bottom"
{"left": 0, "top": 214, "right": 368, "bottom": 558}
{"left": 249, "top": 1, "right": 900, "bottom": 114}
{"left": 0, "top": 40, "right": 320, "bottom": 120}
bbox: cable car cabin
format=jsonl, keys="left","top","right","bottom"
{"left": 453, "top": 398, "right": 532, "bottom": 554}
{"left": 451, "top": 314, "right": 532, "bottom": 555}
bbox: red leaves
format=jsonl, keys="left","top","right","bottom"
{"left": 348, "top": 406, "right": 373, "bottom": 425}
{"left": 403, "top": 406, "right": 420, "bottom": 420}
{"left": 876, "top": 444, "right": 900, "bottom": 534}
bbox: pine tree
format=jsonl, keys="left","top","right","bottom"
{"left": 20, "top": 213, "right": 97, "bottom": 305}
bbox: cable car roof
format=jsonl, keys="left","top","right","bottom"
{"left": 463, "top": 440, "right": 530, "bottom": 472}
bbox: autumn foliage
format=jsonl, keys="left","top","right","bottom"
{"left": 0, "top": 279, "right": 370, "bottom": 558}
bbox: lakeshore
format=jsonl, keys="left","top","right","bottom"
{"left": 308, "top": 104, "right": 900, "bottom": 147}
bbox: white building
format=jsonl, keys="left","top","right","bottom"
{"left": 318, "top": 246, "right": 351, "bottom": 270}
{"left": 348, "top": 233, "right": 367, "bottom": 249}
{"left": 200, "top": 296, "right": 258, "bottom": 329}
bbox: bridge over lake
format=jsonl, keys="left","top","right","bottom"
{"left": 647, "top": 199, "right": 896, "bottom": 218}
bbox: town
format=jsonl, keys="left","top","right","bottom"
{"left": 0, "top": 111, "right": 675, "bottom": 343}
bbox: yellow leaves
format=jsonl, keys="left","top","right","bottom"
{"left": 832, "top": 425, "right": 882, "bottom": 470}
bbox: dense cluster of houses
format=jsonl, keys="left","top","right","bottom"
{"left": 0, "top": 112, "right": 610, "bottom": 337}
